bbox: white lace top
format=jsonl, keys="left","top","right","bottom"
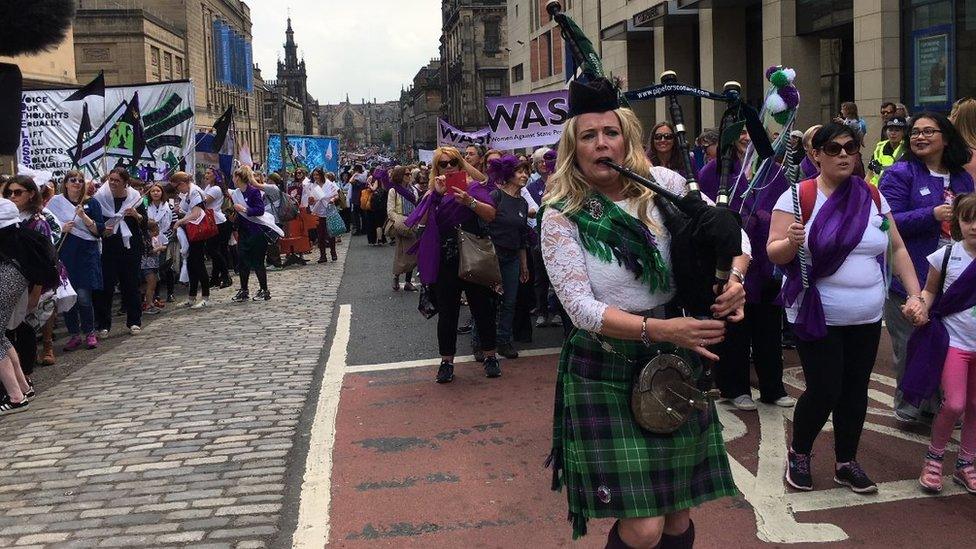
{"left": 541, "top": 166, "right": 751, "bottom": 333}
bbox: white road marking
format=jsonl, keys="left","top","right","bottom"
{"left": 345, "top": 347, "right": 563, "bottom": 374}
{"left": 721, "top": 365, "right": 964, "bottom": 543}
{"left": 293, "top": 303, "right": 351, "bottom": 549}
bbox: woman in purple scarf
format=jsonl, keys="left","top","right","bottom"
{"left": 768, "top": 123, "right": 924, "bottom": 494}
{"left": 879, "top": 112, "right": 975, "bottom": 424}
{"left": 698, "top": 128, "right": 793, "bottom": 411}
{"left": 405, "top": 146, "right": 500, "bottom": 383}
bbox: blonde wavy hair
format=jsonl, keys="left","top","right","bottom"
{"left": 233, "top": 165, "right": 257, "bottom": 188}
{"left": 544, "top": 107, "right": 659, "bottom": 229}
{"left": 430, "top": 146, "right": 486, "bottom": 187}
{"left": 951, "top": 98, "right": 976, "bottom": 149}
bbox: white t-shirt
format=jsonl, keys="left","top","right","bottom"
{"left": 179, "top": 184, "right": 207, "bottom": 225}
{"left": 520, "top": 186, "right": 540, "bottom": 229}
{"left": 774, "top": 188, "right": 891, "bottom": 326}
{"left": 926, "top": 242, "right": 976, "bottom": 352}
{"left": 204, "top": 185, "right": 228, "bottom": 224}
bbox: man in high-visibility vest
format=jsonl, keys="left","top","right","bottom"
{"left": 868, "top": 116, "right": 907, "bottom": 186}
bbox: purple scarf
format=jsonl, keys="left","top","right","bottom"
{"left": 800, "top": 157, "right": 820, "bottom": 179}
{"left": 697, "top": 158, "right": 788, "bottom": 303}
{"left": 391, "top": 183, "right": 418, "bottom": 206}
{"left": 780, "top": 176, "right": 874, "bottom": 341}
{"left": 900, "top": 253, "right": 976, "bottom": 406}
{"left": 404, "top": 181, "right": 495, "bottom": 284}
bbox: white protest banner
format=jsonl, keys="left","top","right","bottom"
{"left": 417, "top": 149, "right": 435, "bottom": 164}
{"left": 19, "top": 80, "right": 196, "bottom": 182}
{"left": 436, "top": 119, "right": 491, "bottom": 148}
{"left": 485, "top": 90, "right": 569, "bottom": 150}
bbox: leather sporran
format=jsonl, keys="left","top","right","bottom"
{"left": 631, "top": 351, "right": 710, "bottom": 434}
{"left": 456, "top": 227, "right": 502, "bottom": 288}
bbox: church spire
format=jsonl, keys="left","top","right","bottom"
{"left": 284, "top": 17, "right": 298, "bottom": 69}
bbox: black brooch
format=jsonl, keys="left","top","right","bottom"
{"left": 585, "top": 197, "right": 604, "bottom": 220}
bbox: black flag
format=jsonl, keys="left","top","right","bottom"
{"left": 211, "top": 105, "right": 234, "bottom": 153}
{"left": 70, "top": 102, "right": 92, "bottom": 167}
{"left": 65, "top": 71, "right": 105, "bottom": 102}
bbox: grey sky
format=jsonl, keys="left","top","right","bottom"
{"left": 250, "top": 0, "right": 442, "bottom": 105}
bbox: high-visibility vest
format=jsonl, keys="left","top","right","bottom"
{"left": 869, "top": 140, "right": 905, "bottom": 186}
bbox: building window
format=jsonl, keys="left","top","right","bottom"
{"left": 175, "top": 57, "right": 184, "bottom": 79}
{"left": 150, "top": 47, "right": 161, "bottom": 81}
{"left": 164, "top": 52, "right": 173, "bottom": 80}
{"left": 485, "top": 75, "right": 503, "bottom": 97}
{"left": 511, "top": 63, "right": 524, "bottom": 83}
{"left": 485, "top": 20, "right": 500, "bottom": 52}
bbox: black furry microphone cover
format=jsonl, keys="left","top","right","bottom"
{"left": 0, "top": 0, "right": 76, "bottom": 57}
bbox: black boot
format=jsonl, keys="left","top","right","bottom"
{"left": 660, "top": 520, "right": 694, "bottom": 549}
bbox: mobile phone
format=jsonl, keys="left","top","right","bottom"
{"left": 445, "top": 172, "right": 468, "bottom": 195}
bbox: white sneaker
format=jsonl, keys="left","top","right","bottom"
{"left": 182, "top": 300, "right": 195, "bottom": 308}
{"left": 128, "top": 325, "right": 142, "bottom": 335}
{"left": 190, "top": 299, "right": 209, "bottom": 309}
{"left": 774, "top": 395, "right": 797, "bottom": 408}
{"left": 732, "top": 394, "right": 758, "bottom": 411}
{"left": 98, "top": 329, "right": 109, "bottom": 338}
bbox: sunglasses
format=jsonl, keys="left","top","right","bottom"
{"left": 820, "top": 141, "right": 859, "bottom": 156}
{"left": 2, "top": 188, "right": 27, "bottom": 198}
{"left": 67, "top": 177, "right": 83, "bottom": 183}
{"left": 653, "top": 133, "right": 675, "bottom": 141}
{"left": 438, "top": 158, "right": 460, "bottom": 169}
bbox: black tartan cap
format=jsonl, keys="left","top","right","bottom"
{"left": 568, "top": 77, "right": 620, "bottom": 118}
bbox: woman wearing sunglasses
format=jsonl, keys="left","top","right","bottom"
{"left": 699, "top": 127, "right": 794, "bottom": 412}
{"left": 879, "top": 112, "right": 975, "bottom": 424}
{"left": 47, "top": 171, "right": 105, "bottom": 351}
{"left": 1, "top": 176, "right": 62, "bottom": 368}
{"left": 404, "top": 146, "right": 500, "bottom": 383}
{"left": 645, "top": 121, "right": 684, "bottom": 175}
{"left": 769, "top": 123, "right": 924, "bottom": 494}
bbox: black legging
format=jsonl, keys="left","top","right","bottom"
{"left": 790, "top": 321, "right": 882, "bottom": 462}
{"left": 207, "top": 221, "right": 232, "bottom": 283}
{"left": 433, "top": 244, "right": 496, "bottom": 357}
{"left": 364, "top": 209, "right": 377, "bottom": 244}
{"left": 188, "top": 240, "right": 211, "bottom": 299}
{"left": 238, "top": 232, "right": 269, "bottom": 293}
{"left": 715, "top": 286, "right": 788, "bottom": 402}
{"left": 94, "top": 242, "right": 142, "bottom": 331}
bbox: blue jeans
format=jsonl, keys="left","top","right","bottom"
{"left": 63, "top": 288, "right": 94, "bottom": 336}
{"left": 495, "top": 253, "right": 521, "bottom": 345}
{"left": 471, "top": 253, "right": 522, "bottom": 348}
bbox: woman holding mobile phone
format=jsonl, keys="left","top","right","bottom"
{"left": 405, "top": 147, "right": 501, "bottom": 383}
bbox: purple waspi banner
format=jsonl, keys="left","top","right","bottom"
{"left": 485, "top": 90, "right": 569, "bottom": 150}
{"left": 436, "top": 119, "right": 492, "bottom": 148}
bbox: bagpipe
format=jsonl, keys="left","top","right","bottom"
{"left": 547, "top": 0, "right": 771, "bottom": 431}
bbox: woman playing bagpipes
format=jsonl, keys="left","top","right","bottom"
{"left": 540, "top": 76, "right": 750, "bottom": 549}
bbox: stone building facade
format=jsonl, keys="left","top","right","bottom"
{"left": 440, "top": 0, "right": 510, "bottom": 129}
{"left": 399, "top": 59, "right": 443, "bottom": 157}
{"left": 319, "top": 97, "right": 400, "bottom": 151}
{"left": 74, "top": 0, "right": 264, "bottom": 165}
{"left": 0, "top": 28, "right": 77, "bottom": 89}
{"left": 506, "top": 0, "right": 976, "bottom": 156}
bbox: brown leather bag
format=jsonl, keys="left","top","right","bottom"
{"left": 456, "top": 227, "right": 501, "bottom": 288}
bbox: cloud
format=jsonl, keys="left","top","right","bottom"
{"left": 250, "top": 0, "right": 442, "bottom": 105}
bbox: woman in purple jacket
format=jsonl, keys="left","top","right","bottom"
{"left": 879, "top": 111, "right": 975, "bottom": 423}
{"left": 405, "top": 147, "right": 499, "bottom": 384}
{"left": 698, "top": 128, "right": 794, "bottom": 410}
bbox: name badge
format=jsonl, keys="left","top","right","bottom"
{"left": 920, "top": 187, "right": 932, "bottom": 196}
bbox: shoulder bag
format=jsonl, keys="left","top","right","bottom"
{"left": 457, "top": 226, "right": 502, "bottom": 288}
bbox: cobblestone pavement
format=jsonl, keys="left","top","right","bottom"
{"left": 0, "top": 240, "right": 349, "bottom": 549}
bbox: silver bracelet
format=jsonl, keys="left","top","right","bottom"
{"left": 468, "top": 199, "right": 479, "bottom": 210}
{"left": 730, "top": 267, "right": 745, "bottom": 284}
{"left": 640, "top": 317, "right": 653, "bottom": 347}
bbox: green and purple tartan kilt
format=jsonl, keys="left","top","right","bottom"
{"left": 548, "top": 329, "right": 738, "bottom": 539}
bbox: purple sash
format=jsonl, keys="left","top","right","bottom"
{"left": 780, "top": 177, "right": 874, "bottom": 341}
{"left": 800, "top": 157, "right": 820, "bottom": 179}
{"left": 404, "top": 181, "right": 494, "bottom": 284}
{"left": 391, "top": 183, "right": 418, "bottom": 206}
{"left": 900, "top": 252, "right": 976, "bottom": 406}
